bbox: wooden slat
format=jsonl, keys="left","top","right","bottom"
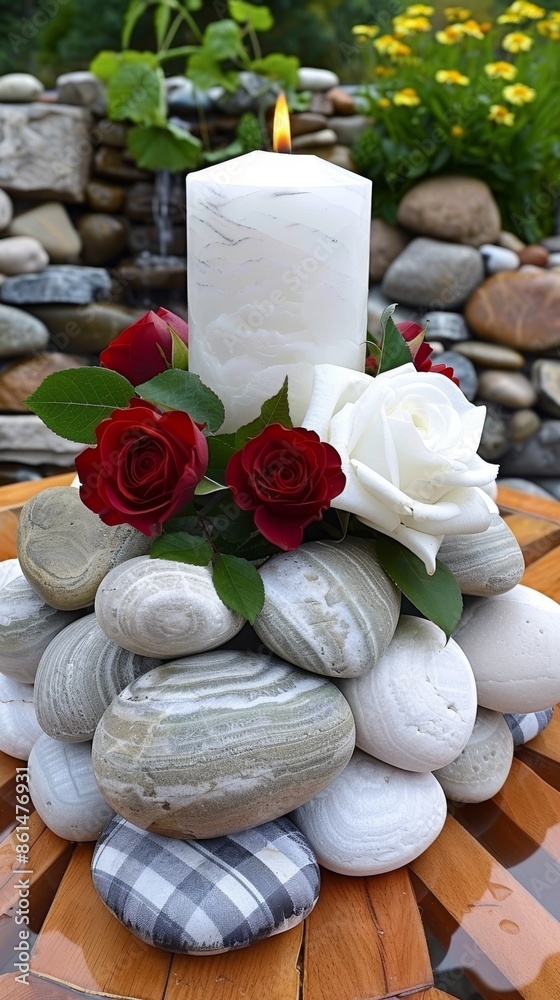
{"left": 522, "top": 548, "right": 560, "bottom": 601}
{"left": 0, "top": 823, "right": 71, "bottom": 911}
{"left": 303, "top": 867, "right": 432, "bottom": 1000}
{"left": 494, "top": 758, "right": 560, "bottom": 862}
{"left": 498, "top": 487, "right": 560, "bottom": 526}
{"left": 30, "top": 844, "right": 172, "bottom": 1000}
{"left": 505, "top": 514, "right": 560, "bottom": 566}
{"left": 0, "top": 972, "right": 101, "bottom": 999}
{"left": 0, "top": 812, "right": 47, "bottom": 888}
{"left": 165, "top": 926, "right": 302, "bottom": 1000}
{"left": 411, "top": 815, "right": 560, "bottom": 999}
{"left": 0, "top": 473, "right": 75, "bottom": 513}
{"left": 0, "top": 750, "right": 25, "bottom": 794}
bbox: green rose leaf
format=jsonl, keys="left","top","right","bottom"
{"left": 206, "top": 433, "right": 237, "bottom": 483}
{"left": 127, "top": 122, "right": 202, "bottom": 172}
{"left": 107, "top": 62, "right": 166, "bottom": 126}
{"left": 135, "top": 370, "right": 225, "bottom": 432}
{"left": 229, "top": 1, "right": 274, "bottom": 31}
{"left": 212, "top": 552, "right": 265, "bottom": 623}
{"left": 250, "top": 54, "right": 300, "bottom": 90}
{"left": 195, "top": 477, "right": 227, "bottom": 496}
{"left": 234, "top": 377, "right": 292, "bottom": 448}
{"left": 187, "top": 51, "right": 240, "bottom": 92}
{"left": 377, "top": 304, "right": 413, "bottom": 375}
{"left": 170, "top": 328, "right": 189, "bottom": 371}
{"left": 376, "top": 535, "right": 463, "bottom": 640}
{"left": 25, "top": 368, "right": 134, "bottom": 444}
{"left": 150, "top": 532, "right": 213, "bottom": 566}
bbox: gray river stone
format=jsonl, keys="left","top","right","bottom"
{"left": 254, "top": 539, "right": 400, "bottom": 678}
{"left": 17, "top": 487, "right": 151, "bottom": 611}
{"left": 437, "top": 514, "right": 525, "bottom": 597}
{"left": 0, "top": 266, "right": 111, "bottom": 305}
{"left": 92, "top": 650, "right": 356, "bottom": 839}
{"left": 433, "top": 708, "right": 514, "bottom": 803}
{"left": 34, "top": 613, "right": 161, "bottom": 742}
{"left": 0, "top": 304, "right": 49, "bottom": 357}
{"left": 0, "top": 574, "right": 84, "bottom": 683}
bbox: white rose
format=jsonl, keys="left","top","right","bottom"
{"left": 302, "top": 363, "right": 499, "bottom": 573}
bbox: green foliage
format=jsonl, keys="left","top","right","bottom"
{"left": 90, "top": 48, "right": 159, "bottom": 81}
{"left": 249, "top": 53, "right": 299, "bottom": 89}
{"left": 352, "top": 8, "right": 560, "bottom": 240}
{"left": 151, "top": 531, "right": 213, "bottom": 564}
{"left": 25, "top": 369, "right": 134, "bottom": 445}
{"left": 128, "top": 122, "right": 202, "bottom": 170}
{"left": 377, "top": 305, "right": 413, "bottom": 374}
{"left": 107, "top": 61, "right": 166, "bottom": 124}
{"left": 234, "top": 378, "right": 292, "bottom": 448}
{"left": 212, "top": 552, "right": 265, "bottom": 623}
{"left": 237, "top": 112, "right": 266, "bottom": 152}
{"left": 230, "top": 1, "right": 274, "bottom": 32}
{"left": 376, "top": 535, "right": 463, "bottom": 640}
{"left": 135, "top": 369, "right": 225, "bottom": 432}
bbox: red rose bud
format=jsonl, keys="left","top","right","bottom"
{"left": 395, "top": 320, "right": 425, "bottom": 343}
{"left": 226, "top": 424, "right": 346, "bottom": 551}
{"left": 100, "top": 309, "right": 188, "bottom": 386}
{"left": 75, "top": 399, "right": 208, "bottom": 536}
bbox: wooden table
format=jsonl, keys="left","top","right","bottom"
{"left": 1, "top": 476, "right": 560, "bottom": 1000}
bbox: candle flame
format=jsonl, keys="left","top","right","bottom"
{"left": 273, "top": 92, "right": 291, "bottom": 153}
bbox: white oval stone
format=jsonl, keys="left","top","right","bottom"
{"left": 34, "top": 613, "right": 161, "bottom": 742}
{"left": 297, "top": 67, "right": 339, "bottom": 91}
{"left": 292, "top": 749, "right": 447, "bottom": 876}
{"left": 434, "top": 708, "right": 514, "bottom": 803}
{"left": 0, "top": 575, "right": 84, "bottom": 683}
{"left": 254, "top": 539, "right": 400, "bottom": 678}
{"left": 338, "top": 617, "right": 477, "bottom": 772}
{"left": 480, "top": 244, "right": 519, "bottom": 274}
{"left": 0, "top": 237, "right": 49, "bottom": 276}
{"left": 28, "top": 734, "right": 115, "bottom": 841}
{"left": 0, "top": 673, "right": 43, "bottom": 759}
{"left": 0, "top": 557, "right": 23, "bottom": 589}
{"left": 95, "top": 556, "right": 245, "bottom": 657}
{"left": 453, "top": 584, "right": 560, "bottom": 712}
{"left": 0, "top": 190, "right": 13, "bottom": 232}
{"left": 438, "top": 514, "right": 525, "bottom": 596}
{"left": 0, "top": 73, "right": 44, "bottom": 102}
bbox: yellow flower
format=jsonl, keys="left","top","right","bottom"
{"left": 393, "top": 87, "right": 421, "bottom": 106}
{"left": 498, "top": 12, "right": 524, "bottom": 22}
{"left": 451, "top": 124, "right": 465, "bottom": 136}
{"left": 549, "top": 10, "right": 560, "bottom": 20}
{"left": 405, "top": 4, "right": 434, "bottom": 14}
{"left": 391, "top": 41, "right": 412, "bottom": 56}
{"left": 374, "top": 65, "right": 395, "bottom": 76}
{"left": 393, "top": 14, "right": 431, "bottom": 36}
{"left": 378, "top": 97, "right": 391, "bottom": 109}
{"left": 503, "top": 30, "right": 534, "bottom": 50}
{"left": 444, "top": 7, "right": 471, "bottom": 20}
{"left": 352, "top": 24, "right": 379, "bottom": 38}
{"left": 436, "top": 68, "right": 470, "bottom": 84}
{"left": 503, "top": 82, "right": 536, "bottom": 103}
{"left": 461, "top": 18, "right": 485, "bottom": 37}
{"left": 485, "top": 60, "right": 518, "bottom": 79}
{"left": 374, "top": 34, "right": 401, "bottom": 53}
{"left": 479, "top": 21, "right": 492, "bottom": 32}
{"left": 436, "top": 24, "right": 465, "bottom": 43}
{"left": 538, "top": 17, "right": 560, "bottom": 36}
{"left": 488, "top": 104, "right": 515, "bottom": 125}
{"left": 509, "top": 0, "right": 545, "bottom": 17}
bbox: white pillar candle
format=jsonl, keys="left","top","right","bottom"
{"left": 187, "top": 150, "right": 372, "bottom": 432}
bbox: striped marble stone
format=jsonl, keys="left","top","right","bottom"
{"left": 0, "top": 574, "right": 84, "bottom": 683}
{"left": 253, "top": 539, "right": 400, "bottom": 678}
{"left": 437, "top": 513, "right": 525, "bottom": 596}
{"left": 17, "top": 486, "right": 151, "bottom": 610}
{"left": 95, "top": 556, "right": 245, "bottom": 657}
{"left": 92, "top": 650, "right": 356, "bottom": 839}
{"left": 29, "top": 734, "right": 115, "bottom": 841}
{"left": 0, "top": 673, "right": 43, "bottom": 760}
{"left": 34, "top": 613, "right": 162, "bottom": 742}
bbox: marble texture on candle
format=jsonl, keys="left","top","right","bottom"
{"left": 187, "top": 151, "right": 372, "bottom": 431}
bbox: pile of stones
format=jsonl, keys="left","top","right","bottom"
{"left": 0, "top": 483, "right": 558, "bottom": 953}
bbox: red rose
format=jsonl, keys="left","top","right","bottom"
{"left": 100, "top": 308, "right": 188, "bottom": 386}
{"left": 75, "top": 399, "right": 207, "bottom": 535}
{"left": 226, "top": 424, "right": 346, "bottom": 550}
{"left": 366, "top": 320, "right": 459, "bottom": 386}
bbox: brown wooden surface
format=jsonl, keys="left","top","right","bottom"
{"left": 0, "top": 477, "right": 560, "bottom": 999}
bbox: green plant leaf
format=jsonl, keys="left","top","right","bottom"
{"left": 24, "top": 368, "right": 134, "bottom": 444}
{"left": 195, "top": 477, "right": 226, "bottom": 495}
{"left": 107, "top": 62, "right": 166, "bottom": 126}
{"left": 212, "top": 552, "right": 265, "bottom": 623}
{"left": 203, "top": 139, "right": 244, "bottom": 164}
{"left": 136, "top": 369, "right": 225, "bottom": 432}
{"left": 151, "top": 531, "right": 212, "bottom": 565}
{"left": 206, "top": 433, "right": 237, "bottom": 482}
{"left": 234, "top": 377, "right": 292, "bottom": 448}
{"left": 229, "top": 0, "right": 273, "bottom": 31}
{"left": 203, "top": 19, "right": 246, "bottom": 61}
{"left": 122, "top": 0, "right": 149, "bottom": 48}
{"left": 187, "top": 51, "right": 239, "bottom": 92}
{"left": 170, "top": 328, "right": 189, "bottom": 370}
{"left": 127, "top": 122, "right": 202, "bottom": 172}
{"left": 154, "top": 2, "right": 172, "bottom": 47}
{"left": 377, "top": 304, "right": 413, "bottom": 375}
{"left": 90, "top": 49, "right": 160, "bottom": 82}
{"left": 376, "top": 535, "right": 463, "bottom": 640}
{"left": 250, "top": 54, "right": 299, "bottom": 90}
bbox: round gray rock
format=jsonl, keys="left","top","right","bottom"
{"left": 0, "top": 304, "right": 49, "bottom": 358}
{"left": 438, "top": 514, "right": 525, "bottom": 597}
{"left": 434, "top": 708, "right": 513, "bottom": 803}
{"left": 0, "top": 574, "right": 84, "bottom": 683}
{"left": 382, "top": 238, "right": 484, "bottom": 310}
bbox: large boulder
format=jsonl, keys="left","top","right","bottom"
{"left": 465, "top": 271, "right": 560, "bottom": 351}
{"left": 0, "top": 104, "right": 91, "bottom": 203}
{"left": 397, "top": 176, "right": 501, "bottom": 247}
{"left": 382, "top": 237, "right": 484, "bottom": 309}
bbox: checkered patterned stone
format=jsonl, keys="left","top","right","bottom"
{"left": 91, "top": 815, "right": 320, "bottom": 954}
{"left": 503, "top": 708, "right": 554, "bottom": 747}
